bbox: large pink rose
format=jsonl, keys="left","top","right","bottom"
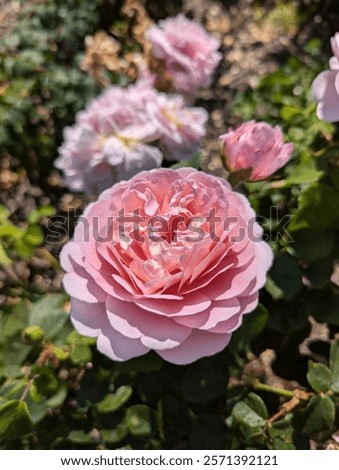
{"left": 60, "top": 168, "right": 273, "bottom": 365}
{"left": 220, "top": 121, "right": 293, "bottom": 182}
{"left": 312, "top": 32, "right": 339, "bottom": 122}
{"left": 146, "top": 14, "right": 222, "bottom": 94}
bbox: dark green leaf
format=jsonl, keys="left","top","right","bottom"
{"left": 268, "top": 254, "right": 303, "bottom": 300}
{"left": 244, "top": 393, "right": 268, "bottom": 419}
{"left": 289, "top": 183, "right": 339, "bottom": 232}
{"left": 329, "top": 342, "right": 339, "bottom": 394}
{"left": 312, "top": 295, "right": 339, "bottom": 326}
{"left": 303, "top": 396, "right": 335, "bottom": 434}
{"left": 268, "top": 416, "right": 296, "bottom": 450}
{"left": 170, "top": 152, "right": 202, "bottom": 169}
{"left": 292, "top": 230, "right": 335, "bottom": 262}
{"left": 307, "top": 362, "right": 332, "bottom": 393}
{"left": 182, "top": 362, "right": 228, "bottom": 403}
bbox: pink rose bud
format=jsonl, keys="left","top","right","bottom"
{"left": 60, "top": 168, "right": 273, "bottom": 365}
{"left": 220, "top": 121, "right": 293, "bottom": 182}
{"left": 146, "top": 14, "right": 222, "bottom": 94}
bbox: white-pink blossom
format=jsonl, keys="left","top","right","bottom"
{"left": 312, "top": 32, "right": 339, "bottom": 122}
{"left": 150, "top": 93, "right": 208, "bottom": 161}
{"left": 55, "top": 82, "right": 162, "bottom": 195}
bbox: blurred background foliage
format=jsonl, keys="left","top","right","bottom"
{"left": 0, "top": 0, "right": 339, "bottom": 450}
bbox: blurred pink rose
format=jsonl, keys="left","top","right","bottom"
{"left": 55, "top": 82, "right": 162, "bottom": 195}
{"left": 312, "top": 32, "right": 339, "bottom": 122}
{"left": 150, "top": 93, "right": 208, "bottom": 160}
{"left": 60, "top": 168, "right": 273, "bottom": 365}
{"left": 220, "top": 121, "right": 293, "bottom": 182}
{"left": 146, "top": 14, "right": 222, "bottom": 94}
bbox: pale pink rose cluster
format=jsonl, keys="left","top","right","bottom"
{"left": 146, "top": 14, "right": 222, "bottom": 94}
{"left": 220, "top": 121, "right": 294, "bottom": 182}
{"left": 55, "top": 80, "right": 208, "bottom": 195}
{"left": 61, "top": 168, "right": 273, "bottom": 364}
{"left": 312, "top": 33, "right": 339, "bottom": 122}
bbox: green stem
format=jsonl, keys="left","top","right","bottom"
{"left": 251, "top": 380, "right": 295, "bottom": 399}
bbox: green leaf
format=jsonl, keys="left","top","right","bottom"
{"left": 289, "top": 183, "right": 339, "bottom": 232}
{"left": 14, "top": 239, "right": 35, "bottom": 258}
{"left": 244, "top": 393, "right": 268, "bottom": 419}
{"left": 70, "top": 342, "right": 92, "bottom": 365}
{"left": 292, "top": 230, "right": 335, "bottom": 262}
{"left": 303, "top": 395, "right": 335, "bottom": 434}
{"left": 268, "top": 254, "right": 303, "bottom": 300}
{"left": 22, "top": 225, "right": 44, "bottom": 246}
{"left": 101, "top": 423, "right": 128, "bottom": 444}
{"left": 170, "top": 152, "right": 202, "bottom": 169}
{"left": 230, "top": 304, "right": 268, "bottom": 351}
{"left": 115, "top": 351, "right": 163, "bottom": 374}
{"left": 285, "top": 154, "right": 323, "bottom": 185}
{"left": 27, "top": 205, "right": 56, "bottom": 225}
{"left": 68, "top": 430, "right": 94, "bottom": 445}
{"left": 0, "top": 243, "right": 11, "bottom": 266}
{"left": 125, "top": 405, "right": 154, "bottom": 438}
{"left": 312, "top": 295, "right": 339, "bottom": 326}
{"left": 0, "top": 379, "right": 27, "bottom": 400}
{"left": 0, "top": 222, "right": 23, "bottom": 238}
{"left": 0, "top": 400, "right": 33, "bottom": 440}
{"left": 0, "top": 205, "right": 10, "bottom": 222}
{"left": 268, "top": 416, "right": 296, "bottom": 450}
{"left": 29, "top": 294, "right": 68, "bottom": 340}
{"left": 96, "top": 386, "right": 133, "bottom": 414}
{"left": 232, "top": 401, "right": 266, "bottom": 439}
{"left": 280, "top": 105, "right": 301, "bottom": 121}
{"left": 329, "top": 341, "right": 339, "bottom": 394}
{"left": 47, "top": 384, "right": 68, "bottom": 408}
{"left": 307, "top": 362, "right": 332, "bottom": 393}
{"left": 3, "top": 300, "right": 30, "bottom": 338}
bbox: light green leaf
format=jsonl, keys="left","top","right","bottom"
{"left": 0, "top": 400, "right": 33, "bottom": 440}
{"left": 125, "top": 404, "right": 153, "bottom": 437}
{"left": 0, "top": 243, "right": 11, "bottom": 266}
{"left": 29, "top": 294, "right": 68, "bottom": 340}
{"left": 96, "top": 386, "right": 133, "bottom": 414}
{"left": 70, "top": 342, "right": 92, "bottom": 365}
